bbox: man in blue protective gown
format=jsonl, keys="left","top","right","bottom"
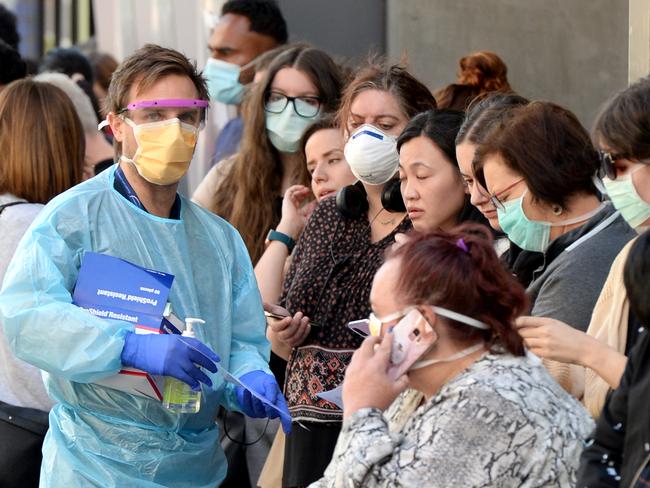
{"left": 0, "top": 44, "right": 291, "bottom": 487}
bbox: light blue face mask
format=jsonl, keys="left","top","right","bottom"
{"left": 497, "top": 190, "right": 604, "bottom": 253}
{"left": 604, "top": 166, "right": 650, "bottom": 230}
{"left": 204, "top": 58, "right": 244, "bottom": 105}
{"left": 265, "top": 105, "right": 319, "bottom": 154}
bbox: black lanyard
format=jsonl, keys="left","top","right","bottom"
{"left": 0, "top": 201, "right": 29, "bottom": 214}
{"left": 113, "top": 166, "right": 182, "bottom": 219}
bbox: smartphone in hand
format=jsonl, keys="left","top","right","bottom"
{"left": 264, "top": 310, "right": 321, "bottom": 328}
{"left": 347, "top": 319, "right": 370, "bottom": 337}
{"left": 387, "top": 308, "right": 436, "bottom": 380}
{"left": 264, "top": 310, "right": 290, "bottom": 321}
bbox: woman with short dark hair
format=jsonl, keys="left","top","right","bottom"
{"left": 474, "top": 101, "right": 636, "bottom": 332}
{"left": 512, "top": 78, "right": 650, "bottom": 418}
{"left": 312, "top": 224, "right": 593, "bottom": 487}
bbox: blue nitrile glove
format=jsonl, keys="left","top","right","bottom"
{"left": 236, "top": 370, "right": 292, "bottom": 433}
{"left": 121, "top": 332, "right": 220, "bottom": 391}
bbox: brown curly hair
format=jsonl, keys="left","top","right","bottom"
{"left": 457, "top": 51, "right": 512, "bottom": 93}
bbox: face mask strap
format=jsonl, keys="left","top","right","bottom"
{"left": 593, "top": 174, "right": 608, "bottom": 197}
{"left": 410, "top": 342, "right": 485, "bottom": 371}
{"left": 371, "top": 307, "right": 414, "bottom": 325}
{"left": 509, "top": 189, "right": 605, "bottom": 227}
{"left": 372, "top": 305, "right": 489, "bottom": 331}
{"left": 431, "top": 306, "right": 490, "bottom": 330}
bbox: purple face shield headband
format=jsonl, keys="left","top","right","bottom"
{"left": 98, "top": 99, "right": 210, "bottom": 131}
{"left": 125, "top": 99, "right": 209, "bottom": 110}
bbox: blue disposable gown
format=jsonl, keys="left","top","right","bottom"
{"left": 0, "top": 165, "right": 271, "bottom": 487}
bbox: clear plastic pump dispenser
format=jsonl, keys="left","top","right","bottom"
{"left": 162, "top": 318, "right": 205, "bottom": 413}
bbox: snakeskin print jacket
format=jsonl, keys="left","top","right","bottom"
{"left": 310, "top": 351, "right": 594, "bottom": 487}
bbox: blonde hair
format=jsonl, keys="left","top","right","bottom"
{"left": 0, "top": 79, "right": 84, "bottom": 203}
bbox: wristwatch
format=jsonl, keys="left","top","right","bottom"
{"left": 266, "top": 229, "right": 296, "bottom": 253}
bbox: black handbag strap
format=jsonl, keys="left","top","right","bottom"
{"left": 0, "top": 400, "right": 49, "bottom": 436}
{"left": 0, "top": 201, "right": 29, "bottom": 214}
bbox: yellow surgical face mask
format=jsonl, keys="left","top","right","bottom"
{"left": 120, "top": 117, "right": 198, "bottom": 186}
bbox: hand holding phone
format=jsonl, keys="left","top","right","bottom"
{"left": 263, "top": 303, "right": 313, "bottom": 348}
{"left": 264, "top": 310, "right": 290, "bottom": 321}
{"left": 387, "top": 308, "right": 436, "bottom": 380}
{"left": 265, "top": 309, "right": 321, "bottom": 328}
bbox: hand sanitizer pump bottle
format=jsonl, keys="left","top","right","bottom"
{"left": 163, "top": 318, "right": 205, "bottom": 413}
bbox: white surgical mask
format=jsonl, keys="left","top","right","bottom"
{"left": 344, "top": 124, "right": 399, "bottom": 185}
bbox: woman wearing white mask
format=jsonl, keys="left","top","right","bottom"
{"left": 266, "top": 61, "right": 436, "bottom": 487}
{"left": 311, "top": 225, "right": 593, "bottom": 488}
{"left": 513, "top": 78, "right": 650, "bottom": 417}
{"left": 192, "top": 45, "right": 343, "bottom": 264}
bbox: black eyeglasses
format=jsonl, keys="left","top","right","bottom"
{"left": 264, "top": 91, "right": 321, "bottom": 118}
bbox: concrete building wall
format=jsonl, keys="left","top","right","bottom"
{"left": 387, "top": 0, "right": 629, "bottom": 126}
{"left": 277, "top": 0, "right": 386, "bottom": 63}
{"left": 629, "top": 0, "right": 650, "bottom": 83}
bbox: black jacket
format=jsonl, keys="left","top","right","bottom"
{"left": 577, "top": 326, "right": 650, "bottom": 487}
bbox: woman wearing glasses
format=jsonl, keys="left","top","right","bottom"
{"left": 513, "top": 78, "right": 650, "bottom": 418}
{"left": 311, "top": 225, "right": 593, "bottom": 487}
{"left": 471, "top": 101, "right": 636, "bottom": 418}
{"left": 455, "top": 94, "right": 549, "bottom": 287}
{"left": 268, "top": 61, "right": 436, "bottom": 487}
{"left": 474, "top": 101, "right": 635, "bottom": 334}
{"left": 193, "top": 45, "right": 343, "bottom": 264}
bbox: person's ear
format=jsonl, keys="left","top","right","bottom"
{"left": 107, "top": 112, "right": 125, "bottom": 143}
{"left": 418, "top": 306, "right": 439, "bottom": 344}
{"left": 420, "top": 306, "right": 438, "bottom": 328}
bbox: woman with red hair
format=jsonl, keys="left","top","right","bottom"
{"left": 311, "top": 224, "right": 593, "bottom": 487}
{"left": 436, "top": 50, "right": 513, "bottom": 111}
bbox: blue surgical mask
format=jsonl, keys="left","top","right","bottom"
{"left": 265, "top": 106, "right": 319, "bottom": 153}
{"left": 204, "top": 58, "right": 244, "bottom": 105}
{"left": 497, "top": 190, "right": 604, "bottom": 252}
{"left": 604, "top": 166, "right": 650, "bottom": 230}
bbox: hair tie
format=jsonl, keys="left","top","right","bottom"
{"left": 456, "top": 238, "right": 469, "bottom": 253}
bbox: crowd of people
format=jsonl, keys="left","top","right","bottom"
{"left": 0, "top": 1, "right": 649, "bottom": 487}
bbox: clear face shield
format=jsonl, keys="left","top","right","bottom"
{"left": 98, "top": 99, "right": 210, "bottom": 186}
{"left": 118, "top": 98, "right": 209, "bottom": 130}
{"left": 99, "top": 99, "right": 209, "bottom": 132}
